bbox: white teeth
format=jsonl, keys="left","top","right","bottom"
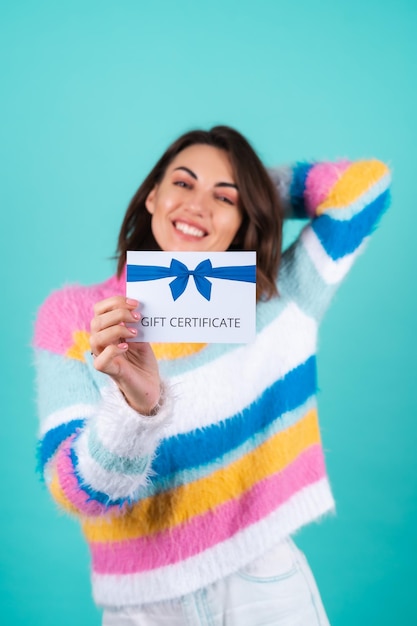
{"left": 175, "top": 221, "right": 205, "bottom": 238}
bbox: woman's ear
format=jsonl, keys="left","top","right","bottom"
{"left": 145, "top": 186, "right": 157, "bottom": 215}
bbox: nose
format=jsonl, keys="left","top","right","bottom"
{"left": 184, "top": 189, "right": 209, "bottom": 217}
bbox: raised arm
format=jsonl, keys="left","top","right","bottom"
{"left": 34, "top": 285, "right": 171, "bottom": 518}
{"left": 269, "top": 159, "right": 391, "bottom": 320}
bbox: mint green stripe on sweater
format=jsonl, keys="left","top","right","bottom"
{"left": 36, "top": 350, "right": 101, "bottom": 418}
{"left": 87, "top": 425, "right": 150, "bottom": 475}
{"left": 279, "top": 239, "right": 337, "bottom": 322}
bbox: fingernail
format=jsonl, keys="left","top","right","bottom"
{"left": 129, "top": 327, "right": 137, "bottom": 335}
{"left": 131, "top": 311, "right": 140, "bottom": 320}
{"left": 118, "top": 342, "right": 128, "bottom": 350}
{"left": 126, "top": 298, "right": 138, "bottom": 306}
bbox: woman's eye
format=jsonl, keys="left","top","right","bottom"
{"left": 173, "top": 180, "right": 190, "bottom": 189}
{"left": 218, "top": 195, "right": 234, "bottom": 205}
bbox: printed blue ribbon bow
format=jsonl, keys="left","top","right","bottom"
{"left": 127, "top": 258, "right": 256, "bottom": 301}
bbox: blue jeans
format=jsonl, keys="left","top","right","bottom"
{"left": 102, "top": 538, "right": 330, "bottom": 625}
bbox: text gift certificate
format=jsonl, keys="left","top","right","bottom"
{"left": 126, "top": 251, "right": 256, "bottom": 343}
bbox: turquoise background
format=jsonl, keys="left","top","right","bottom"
{"left": 1, "top": 0, "right": 416, "bottom": 624}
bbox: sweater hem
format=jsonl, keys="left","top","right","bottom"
{"left": 92, "top": 477, "right": 335, "bottom": 608}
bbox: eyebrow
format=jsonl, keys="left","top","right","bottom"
{"left": 173, "top": 166, "right": 239, "bottom": 190}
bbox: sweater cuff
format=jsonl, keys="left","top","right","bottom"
{"left": 93, "top": 379, "right": 171, "bottom": 457}
{"left": 72, "top": 379, "right": 172, "bottom": 501}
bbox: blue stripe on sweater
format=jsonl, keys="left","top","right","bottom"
{"left": 312, "top": 189, "right": 389, "bottom": 260}
{"left": 154, "top": 355, "right": 317, "bottom": 476}
{"left": 146, "top": 396, "right": 317, "bottom": 497}
{"left": 37, "top": 419, "right": 85, "bottom": 474}
{"left": 69, "top": 355, "right": 317, "bottom": 507}
{"left": 290, "top": 162, "right": 314, "bottom": 219}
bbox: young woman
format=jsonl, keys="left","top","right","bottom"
{"left": 34, "top": 126, "right": 391, "bottom": 625}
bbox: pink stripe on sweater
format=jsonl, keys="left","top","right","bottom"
{"left": 305, "top": 160, "right": 351, "bottom": 216}
{"left": 90, "top": 444, "right": 326, "bottom": 574}
{"left": 34, "top": 271, "right": 125, "bottom": 354}
{"left": 56, "top": 436, "right": 126, "bottom": 517}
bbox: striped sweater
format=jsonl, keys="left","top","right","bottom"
{"left": 34, "top": 159, "right": 391, "bottom": 608}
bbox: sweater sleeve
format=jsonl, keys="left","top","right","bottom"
{"left": 34, "top": 286, "right": 172, "bottom": 518}
{"left": 269, "top": 159, "right": 391, "bottom": 320}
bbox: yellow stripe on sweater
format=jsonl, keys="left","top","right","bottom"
{"left": 66, "top": 330, "right": 90, "bottom": 362}
{"left": 316, "top": 160, "right": 389, "bottom": 215}
{"left": 150, "top": 342, "right": 207, "bottom": 360}
{"left": 82, "top": 409, "right": 321, "bottom": 543}
{"left": 65, "top": 333, "right": 206, "bottom": 363}
{"left": 49, "top": 470, "right": 80, "bottom": 515}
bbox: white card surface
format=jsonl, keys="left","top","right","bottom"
{"left": 126, "top": 251, "right": 256, "bottom": 343}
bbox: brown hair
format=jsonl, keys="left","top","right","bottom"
{"left": 116, "top": 126, "right": 283, "bottom": 300}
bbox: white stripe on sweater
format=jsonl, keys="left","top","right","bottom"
{"left": 164, "top": 301, "right": 317, "bottom": 436}
{"left": 301, "top": 227, "right": 367, "bottom": 285}
{"left": 39, "top": 403, "right": 96, "bottom": 436}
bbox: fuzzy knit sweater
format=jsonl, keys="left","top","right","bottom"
{"left": 34, "top": 158, "right": 391, "bottom": 608}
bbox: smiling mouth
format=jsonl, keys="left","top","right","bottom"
{"left": 174, "top": 221, "right": 207, "bottom": 238}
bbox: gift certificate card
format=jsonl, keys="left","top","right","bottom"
{"left": 126, "top": 250, "right": 256, "bottom": 343}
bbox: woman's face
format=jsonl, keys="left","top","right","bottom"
{"left": 145, "top": 144, "right": 243, "bottom": 252}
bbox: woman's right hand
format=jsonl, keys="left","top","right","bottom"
{"left": 89, "top": 296, "right": 161, "bottom": 415}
